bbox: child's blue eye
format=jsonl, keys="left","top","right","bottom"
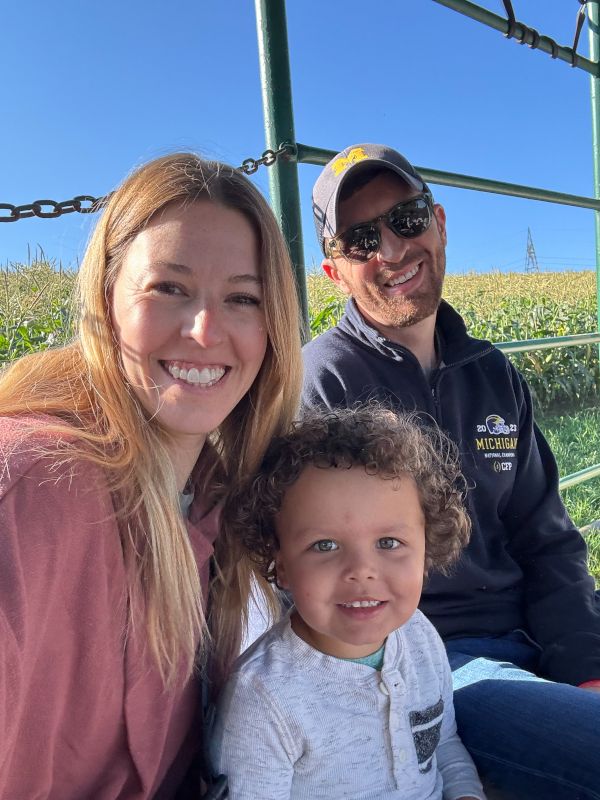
{"left": 311, "top": 539, "right": 338, "bottom": 552}
{"left": 377, "top": 537, "right": 401, "bottom": 550}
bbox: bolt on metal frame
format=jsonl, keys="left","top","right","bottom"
{"left": 254, "top": 0, "right": 600, "bottom": 500}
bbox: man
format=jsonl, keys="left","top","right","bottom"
{"left": 303, "top": 143, "right": 600, "bottom": 799}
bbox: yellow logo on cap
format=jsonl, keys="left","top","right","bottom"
{"left": 331, "top": 147, "right": 369, "bottom": 176}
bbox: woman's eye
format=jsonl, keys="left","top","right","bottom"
{"left": 228, "top": 293, "right": 262, "bottom": 307}
{"left": 377, "top": 537, "right": 401, "bottom": 550}
{"left": 152, "top": 282, "right": 185, "bottom": 296}
{"left": 310, "top": 539, "right": 338, "bottom": 552}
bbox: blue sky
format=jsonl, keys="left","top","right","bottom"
{"left": 1, "top": 1, "right": 598, "bottom": 274}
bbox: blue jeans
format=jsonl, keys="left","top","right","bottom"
{"left": 446, "top": 633, "right": 600, "bottom": 800}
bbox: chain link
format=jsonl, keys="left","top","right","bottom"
{"left": 0, "top": 142, "right": 297, "bottom": 223}
{"left": 239, "top": 141, "right": 295, "bottom": 175}
{"left": 0, "top": 194, "right": 110, "bottom": 223}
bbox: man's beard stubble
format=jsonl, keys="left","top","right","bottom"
{"left": 363, "top": 244, "right": 446, "bottom": 329}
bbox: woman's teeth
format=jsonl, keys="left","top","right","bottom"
{"left": 167, "top": 364, "right": 225, "bottom": 386}
{"left": 340, "top": 600, "right": 382, "bottom": 608}
{"left": 387, "top": 264, "right": 420, "bottom": 287}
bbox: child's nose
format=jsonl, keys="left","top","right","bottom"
{"left": 343, "top": 554, "right": 377, "bottom": 582}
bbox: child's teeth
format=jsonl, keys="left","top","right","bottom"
{"left": 342, "top": 600, "right": 382, "bottom": 608}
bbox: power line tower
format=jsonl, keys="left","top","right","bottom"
{"left": 524, "top": 227, "right": 539, "bottom": 273}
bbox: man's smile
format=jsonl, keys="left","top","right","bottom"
{"left": 383, "top": 263, "right": 421, "bottom": 288}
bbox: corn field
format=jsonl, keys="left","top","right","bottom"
{"left": 0, "top": 262, "right": 598, "bottom": 577}
{"left": 308, "top": 270, "right": 599, "bottom": 412}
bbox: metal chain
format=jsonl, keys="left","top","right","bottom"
{"left": 0, "top": 141, "right": 297, "bottom": 223}
{"left": 502, "top": 0, "right": 593, "bottom": 65}
{"left": 0, "top": 195, "right": 108, "bottom": 223}
{"left": 238, "top": 140, "right": 296, "bottom": 175}
{"left": 502, "top": 0, "right": 541, "bottom": 50}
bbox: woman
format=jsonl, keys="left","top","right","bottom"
{"left": 0, "top": 153, "right": 302, "bottom": 798}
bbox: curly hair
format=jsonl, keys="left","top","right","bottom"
{"left": 225, "top": 405, "right": 471, "bottom": 581}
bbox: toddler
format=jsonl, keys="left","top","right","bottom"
{"left": 212, "top": 406, "right": 485, "bottom": 800}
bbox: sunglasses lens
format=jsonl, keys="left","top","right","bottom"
{"left": 328, "top": 195, "right": 433, "bottom": 263}
{"left": 338, "top": 225, "right": 379, "bottom": 263}
{"left": 387, "top": 197, "right": 432, "bottom": 239}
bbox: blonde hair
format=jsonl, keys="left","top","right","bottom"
{"left": 0, "top": 153, "right": 302, "bottom": 685}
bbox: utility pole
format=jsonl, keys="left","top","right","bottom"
{"left": 524, "top": 227, "right": 539, "bottom": 273}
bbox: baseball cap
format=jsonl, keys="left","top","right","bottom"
{"left": 312, "top": 143, "right": 429, "bottom": 254}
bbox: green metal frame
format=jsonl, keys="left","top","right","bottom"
{"left": 254, "top": 0, "right": 600, "bottom": 497}
{"left": 254, "top": 0, "right": 308, "bottom": 328}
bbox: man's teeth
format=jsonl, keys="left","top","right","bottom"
{"left": 341, "top": 600, "right": 382, "bottom": 608}
{"left": 167, "top": 364, "right": 225, "bottom": 386}
{"left": 387, "top": 264, "right": 420, "bottom": 286}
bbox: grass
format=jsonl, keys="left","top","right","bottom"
{"left": 539, "top": 406, "right": 600, "bottom": 579}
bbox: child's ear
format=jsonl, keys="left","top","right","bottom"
{"left": 274, "top": 552, "right": 289, "bottom": 590}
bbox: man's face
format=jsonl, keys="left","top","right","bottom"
{"left": 322, "top": 172, "right": 447, "bottom": 333}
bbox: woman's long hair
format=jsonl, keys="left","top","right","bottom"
{"left": 0, "top": 153, "right": 302, "bottom": 685}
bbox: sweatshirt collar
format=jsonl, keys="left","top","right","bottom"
{"left": 338, "top": 298, "right": 492, "bottom": 367}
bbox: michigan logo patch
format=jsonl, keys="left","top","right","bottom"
{"left": 331, "top": 147, "right": 369, "bottom": 176}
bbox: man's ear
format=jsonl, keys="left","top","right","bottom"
{"left": 322, "top": 258, "right": 352, "bottom": 296}
{"left": 433, "top": 204, "right": 447, "bottom": 247}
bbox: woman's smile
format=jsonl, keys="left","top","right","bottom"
{"left": 161, "top": 360, "right": 228, "bottom": 387}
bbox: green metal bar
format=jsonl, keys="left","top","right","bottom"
{"left": 496, "top": 332, "right": 600, "bottom": 355}
{"left": 559, "top": 463, "right": 600, "bottom": 491}
{"left": 581, "top": 520, "right": 600, "bottom": 536}
{"left": 431, "top": 0, "right": 598, "bottom": 76}
{"left": 589, "top": 4, "right": 600, "bottom": 365}
{"left": 296, "top": 144, "right": 600, "bottom": 211}
{"left": 254, "top": 0, "right": 309, "bottom": 335}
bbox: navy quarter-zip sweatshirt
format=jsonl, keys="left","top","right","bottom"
{"left": 302, "top": 298, "right": 600, "bottom": 686}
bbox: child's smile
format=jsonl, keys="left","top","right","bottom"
{"left": 274, "top": 465, "right": 426, "bottom": 659}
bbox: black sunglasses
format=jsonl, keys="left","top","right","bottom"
{"left": 325, "top": 193, "right": 434, "bottom": 264}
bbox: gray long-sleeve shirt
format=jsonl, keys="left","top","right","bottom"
{"left": 212, "top": 609, "right": 485, "bottom": 800}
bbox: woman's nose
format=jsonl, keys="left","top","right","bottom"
{"left": 184, "top": 307, "right": 225, "bottom": 347}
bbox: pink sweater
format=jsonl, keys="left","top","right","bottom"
{"left": 0, "top": 416, "right": 219, "bottom": 799}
